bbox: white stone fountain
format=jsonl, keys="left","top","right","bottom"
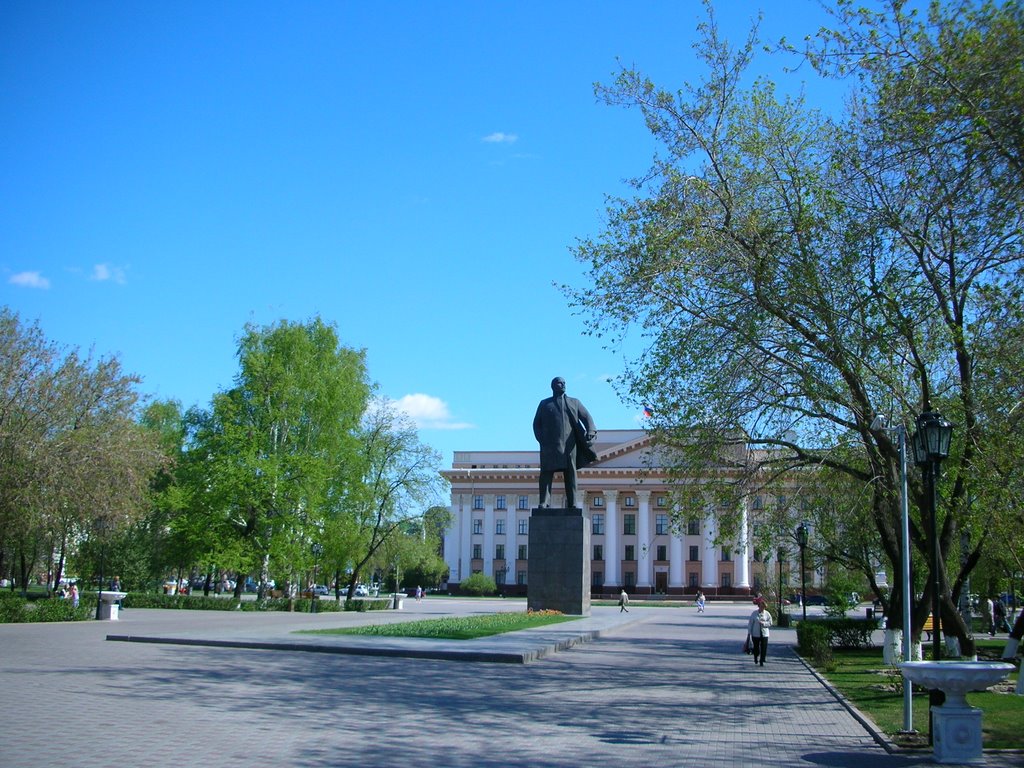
{"left": 900, "top": 661, "right": 1015, "bottom": 764}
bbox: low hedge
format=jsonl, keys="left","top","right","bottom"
{"left": 797, "top": 616, "right": 879, "bottom": 664}
{"left": 0, "top": 590, "right": 396, "bottom": 622}
{"left": 0, "top": 592, "right": 93, "bottom": 623}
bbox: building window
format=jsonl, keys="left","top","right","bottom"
{"left": 592, "top": 571, "right": 604, "bottom": 587}
{"left": 472, "top": 544, "right": 482, "bottom": 559}
{"left": 518, "top": 518, "right": 528, "bottom": 535}
{"left": 495, "top": 544, "right": 505, "bottom": 560}
{"left": 472, "top": 519, "right": 482, "bottom": 535}
{"left": 593, "top": 544, "right": 604, "bottom": 561}
{"left": 687, "top": 519, "right": 700, "bottom": 535}
{"left": 776, "top": 495, "right": 787, "bottom": 509}
{"left": 656, "top": 544, "right": 667, "bottom": 561}
{"left": 518, "top": 495, "right": 529, "bottom": 510}
{"left": 655, "top": 514, "right": 669, "bottom": 535}
{"left": 623, "top": 514, "right": 636, "bottom": 535}
{"left": 592, "top": 513, "right": 605, "bottom": 535}
{"left": 722, "top": 572, "right": 732, "bottom": 587}
{"left": 495, "top": 519, "right": 505, "bottom": 535}
{"left": 624, "top": 571, "right": 636, "bottom": 587}
{"left": 624, "top": 496, "right": 636, "bottom": 507}
{"left": 473, "top": 495, "right": 483, "bottom": 510}
{"left": 721, "top": 548, "right": 731, "bottom": 562}
{"left": 625, "top": 544, "right": 635, "bottom": 561}
{"left": 518, "top": 544, "right": 528, "bottom": 560}
{"left": 689, "top": 545, "right": 699, "bottom": 561}
{"left": 495, "top": 495, "right": 506, "bottom": 510}
{"left": 517, "top": 570, "right": 527, "bottom": 585}
{"left": 688, "top": 572, "right": 699, "bottom": 587}
{"left": 592, "top": 496, "right": 604, "bottom": 507}
{"left": 752, "top": 495, "right": 764, "bottom": 510}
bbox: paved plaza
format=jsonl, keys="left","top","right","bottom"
{"left": 1, "top": 598, "right": 1020, "bottom": 767}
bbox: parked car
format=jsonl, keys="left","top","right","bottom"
{"left": 354, "top": 584, "right": 369, "bottom": 597}
{"left": 311, "top": 584, "right": 329, "bottom": 596}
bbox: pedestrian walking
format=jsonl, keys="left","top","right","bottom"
{"left": 619, "top": 589, "right": 629, "bottom": 613}
{"left": 696, "top": 590, "right": 705, "bottom": 613}
{"left": 993, "top": 598, "right": 1008, "bottom": 634}
{"left": 985, "top": 597, "right": 995, "bottom": 635}
{"left": 747, "top": 599, "right": 772, "bottom": 666}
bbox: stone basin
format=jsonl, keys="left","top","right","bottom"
{"left": 900, "top": 661, "right": 1014, "bottom": 708}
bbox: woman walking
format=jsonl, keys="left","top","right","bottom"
{"left": 747, "top": 599, "right": 773, "bottom": 666}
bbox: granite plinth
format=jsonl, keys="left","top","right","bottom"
{"left": 527, "top": 507, "right": 590, "bottom": 616}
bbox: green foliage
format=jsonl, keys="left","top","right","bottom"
{"left": 459, "top": 572, "right": 497, "bottom": 596}
{"left": 566, "top": 0, "right": 1024, "bottom": 658}
{"left": 797, "top": 616, "right": 879, "bottom": 657}
{"left": 342, "top": 597, "right": 391, "bottom": 611}
{"left": 796, "top": 620, "right": 834, "bottom": 666}
{"left": 0, "top": 593, "right": 92, "bottom": 623}
{"left": 0, "top": 592, "right": 26, "bottom": 623}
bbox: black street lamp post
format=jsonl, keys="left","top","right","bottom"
{"left": 94, "top": 518, "right": 108, "bottom": 621}
{"left": 311, "top": 543, "right": 323, "bottom": 614}
{"left": 910, "top": 409, "right": 954, "bottom": 743}
{"left": 777, "top": 547, "right": 785, "bottom": 621}
{"left": 796, "top": 522, "right": 809, "bottom": 622}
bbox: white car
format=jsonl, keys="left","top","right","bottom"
{"left": 354, "top": 584, "right": 369, "bottom": 597}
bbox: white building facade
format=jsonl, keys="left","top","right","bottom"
{"left": 441, "top": 429, "right": 794, "bottom": 597}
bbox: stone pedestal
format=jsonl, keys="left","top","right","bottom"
{"left": 97, "top": 591, "right": 127, "bottom": 621}
{"left": 932, "top": 705, "right": 984, "bottom": 765}
{"left": 527, "top": 507, "right": 590, "bottom": 616}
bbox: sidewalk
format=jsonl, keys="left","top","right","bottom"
{"left": 1, "top": 598, "right": 1020, "bottom": 767}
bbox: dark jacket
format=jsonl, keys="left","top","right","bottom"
{"left": 533, "top": 395, "right": 596, "bottom": 471}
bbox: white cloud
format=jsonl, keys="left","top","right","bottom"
{"left": 91, "top": 263, "right": 127, "bottom": 284}
{"left": 393, "top": 393, "right": 474, "bottom": 430}
{"left": 9, "top": 271, "right": 50, "bottom": 289}
{"left": 481, "top": 132, "right": 518, "bottom": 144}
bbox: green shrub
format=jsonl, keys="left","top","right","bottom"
{"left": 825, "top": 617, "right": 879, "bottom": 649}
{"left": 0, "top": 593, "right": 92, "bottom": 623}
{"left": 0, "top": 592, "right": 27, "bottom": 623}
{"left": 797, "top": 620, "right": 834, "bottom": 666}
{"left": 27, "top": 598, "right": 93, "bottom": 622}
{"left": 459, "top": 573, "right": 497, "bottom": 596}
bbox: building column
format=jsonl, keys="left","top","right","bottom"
{"left": 636, "top": 490, "right": 652, "bottom": 590}
{"left": 445, "top": 494, "right": 461, "bottom": 583}
{"left": 604, "top": 491, "right": 619, "bottom": 588}
{"left": 505, "top": 504, "right": 516, "bottom": 588}
{"left": 702, "top": 504, "right": 718, "bottom": 589}
{"left": 735, "top": 500, "right": 751, "bottom": 590}
{"left": 460, "top": 495, "right": 473, "bottom": 582}
{"left": 483, "top": 495, "right": 495, "bottom": 580}
{"left": 669, "top": 515, "right": 684, "bottom": 590}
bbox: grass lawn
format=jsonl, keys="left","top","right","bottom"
{"left": 296, "top": 610, "right": 580, "bottom": 640}
{"left": 808, "top": 639, "right": 1022, "bottom": 749}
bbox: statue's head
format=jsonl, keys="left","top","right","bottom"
{"left": 550, "top": 377, "right": 566, "bottom": 395}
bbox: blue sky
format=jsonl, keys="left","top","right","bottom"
{"left": 1, "top": 1, "right": 839, "bottom": 465}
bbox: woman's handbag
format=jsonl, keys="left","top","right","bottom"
{"left": 743, "top": 635, "right": 751, "bottom": 654}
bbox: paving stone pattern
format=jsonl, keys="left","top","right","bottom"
{"left": 1, "top": 598, "right": 1019, "bottom": 767}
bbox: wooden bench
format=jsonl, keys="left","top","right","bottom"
{"left": 922, "top": 615, "right": 936, "bottom": 640}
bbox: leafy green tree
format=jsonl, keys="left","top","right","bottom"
{"left": 0, "top": 308, "right": 165, "bottom": 593}
{"left": 566, "top": 1, "right": 1022, "bottom": 654}
{"left": 178, "top": 317, "right": 371, "bottom": 599}
{"left": 339, "top": 402, "right": 448, "bottom": 600}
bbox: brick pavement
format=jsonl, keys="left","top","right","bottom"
{"left": 1, "top": 598, "right": 1020, "bottom": 767}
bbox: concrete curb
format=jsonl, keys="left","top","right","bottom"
{"left": 106, "top": 613, "right": 646, "bottom": 664}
